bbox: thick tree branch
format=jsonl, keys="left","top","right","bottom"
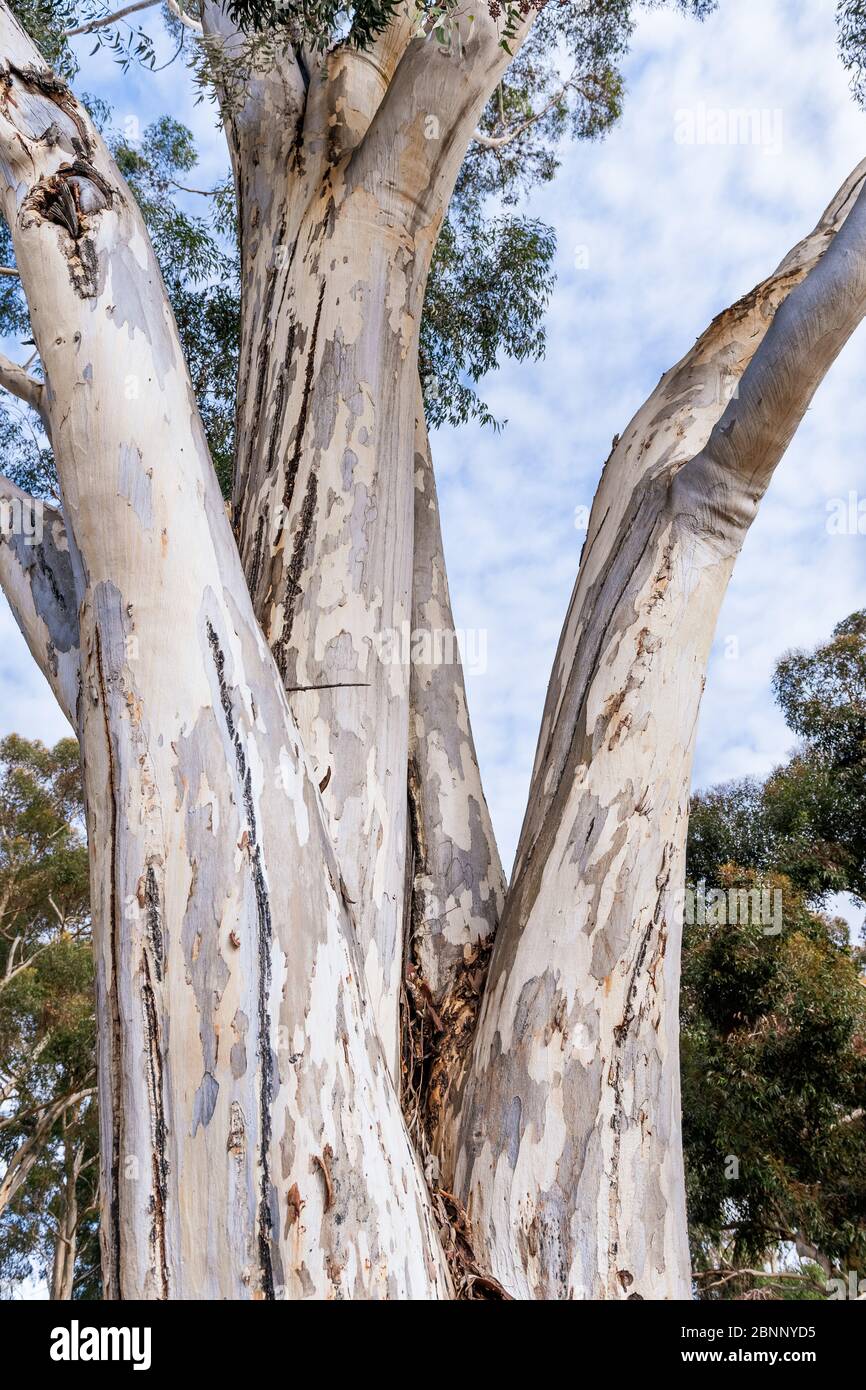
{"left": 677, "top": 172, "right": 866, "bottom": 536}
{"left": 517, "top": 157, "right": 866, "bottom": 875}
{"left": 0, "top": 475, "right": 80, "bottom": 726}
{"left": 351, "top": 10, "right": 537, "bottom": 234}
{"left": 303, "top": 5, "right": 418, "bottom": 165}
{"left": 447, "top": 155, "right": 866, "bottom": 1300}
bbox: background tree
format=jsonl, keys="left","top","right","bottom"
{"left": 0, "top": 734, "right": 97, "bottom": 1299}
{"left": 684, "top": 614, "right": 866, "bottom": 1299}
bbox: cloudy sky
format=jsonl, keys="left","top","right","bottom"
{"left": 2, "top": 0, "right": 865, "bottom": 877}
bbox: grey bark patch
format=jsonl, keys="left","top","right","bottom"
{"left": 231, "top": 1009, "right": 249, "bottom": 1080}
{"left": 6, "top": 518, "right": 79, "bottom": 654}
{"left": 105, "top": 244, "right": 174, "bottom": 385}
{"left": 118, "top": 444, "right": 154, "bottom": 530}
{"left": 172, "top": 703, "right": 233, "bottom": 1101}
{"left": 341, "top": 448, "right": 357, "bottom": 490}
{"left": 192, "top": 1072, "right": 219, "bottom": 1135}
{"left": 505, "top": 1095, "right": 522, "bottom": 1169}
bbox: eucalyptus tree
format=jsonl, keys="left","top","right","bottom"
{"left": 0, "top": 0, "right": 865, "bottom": 1300}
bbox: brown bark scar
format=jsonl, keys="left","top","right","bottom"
{"left": 284, "top": 1182, "right": 304, "bottom": 1233}
{"left": 313, "top": 1144, "right": 335, "bottom": 1213}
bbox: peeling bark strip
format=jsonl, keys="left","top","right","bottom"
{"left": 140, "top": 953, "right": 169, "bottom": 1300}
{"left": 0, "top": 7, "right": 449, "bottom": 1299}
{"left": 139, "top": 863, "right": 164, "bottom": 982}
{"left": 91, "top": 622, "right": 124, "bottom": 1300}
{"left": 450, "top": 159, "right": 866, "bottom": 1300}
{"left": 206, "top": 620, "right": 276, "bottom": 1299}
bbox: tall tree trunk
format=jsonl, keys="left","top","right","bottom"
{"left": 447, "top": 159, "right": 866, "bottom": 1299}
{"left": 204, "top": 5, "right": 532, "bottom": 1072}
{"left": 0, "top": 8, "right": 449, "bottom": 1299}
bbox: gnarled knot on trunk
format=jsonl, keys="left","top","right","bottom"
{"left": 21, "top": 161, "right": 114, "bottom": 298}
{"left": 1, "top": 61, "right": 95, "bottom": 162}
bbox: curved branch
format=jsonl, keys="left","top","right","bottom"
{"left": 0, "top": 351, "right": 46, "bottom": 424}
{"left": 64, "top": 0, "right": 160, "bottom": 36}
{"left": 64, "top": 0, "right": 201, "bottom": 38}
{"left": 472, "top": 72, "right": 577, "bottom": 151}
{"left": 0, "top": 1084, "right": 95, "bottom": 1217}
{"left": 447, "top": 155, "right": 866, "bottom": 1300}
{"left": 167, "top": 0, "right": 202, "bottom": 32}
{"left": 679, "top": 169, "right": 866, "bottom": 529}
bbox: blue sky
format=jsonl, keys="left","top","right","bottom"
{"left": 2, "top": 0, "right": 866, "bottom": 880}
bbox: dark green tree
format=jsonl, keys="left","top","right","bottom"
{"left": 0, "top": 736, "right": 97, "bottom": 1300}
{"left": 684, "top": 613, "right": 866, "bottom": 1299}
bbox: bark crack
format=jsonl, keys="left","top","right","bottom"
{"left": 140, "top": 952, "right": 170, "bottom": 1299}
{"left": 206, "top": 621, "right": 276, "bottom": 1300}
{"left": 605, "top": 845, "right": 672, "bottom": 1297}
{"left": 93, "top": 625, "right": 124, "bottom": 1299}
